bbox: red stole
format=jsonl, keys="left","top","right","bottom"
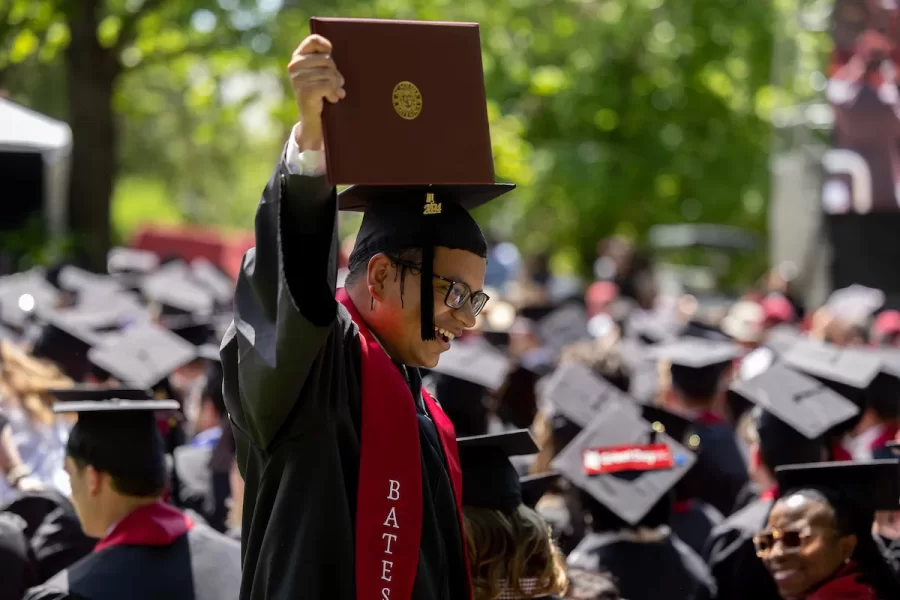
{"left": 871, "top": 424, "right": 900, "bottom": 453}
{"left": 807, "top": 563, "right": 878, "bottom": 600}
{"left": 695, "top": 411, "right": 726, "bottom": 426}
{"left": 94, "top": 501, "right": 193, "bottom": 552}
{"left": 759, "top": 486, "right": 779, "bottom": 502}
{"left": 336, "top": 289, "right": 470, "bottom": 600}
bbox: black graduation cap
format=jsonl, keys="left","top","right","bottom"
{"left": 518, "top": 305, "right": 557, "bottom": 322}
{"left": 781, "top": 340, "right": 881, "bottom": 390}
{"left": 55, "top": 266, "right": 122, "bottom": 296}
{"left": 159, "top": 313, "right": 217, "bottom": 347}
{"left": 540, "top": 361, "right": 639, "bottom": 430}
{"left": 457, "top": 429, "right": 539, "bottom": 514}
{"left": 775, "top": 459, "right": 900, "bottom": 512}
{"left": 0, "top": 270, "right": 60, "bottom": 330}
{"left": 625, "top": 312, "right": 680, "bottom": 345}
{"left": 191, "top": 258, "right": 234, "bottom": 306}
{"left": 765, "top": 324, "right": 804, "bottom": 355}
{"left": 52, "top": 388, "right": 178, "bottom": 485}
{"left": 551, "top": 403, "right": 696, "bottom": 526}
{"left": 107, "top": 247, "right": 159, "bottom": 274}
{"left": 345, "top": 185, "right": 514, "bottom": 341}
{"left": 729, "top": 363, "right": 860, "bottom": 439}
{"left": 641, "top": 404, "right": 702, "bottom": 451}
{"left": 535, "top": 303, "right": 591, "bottom": 352}
{"left": 87, "top": 324, "right": 199, "bottom": 390}
{"left": 652, "top": 337, "right": 741, "bottom": 369}
{"left": 28, "top": 308, "right": 109, "bottom": 380}
{"left": 520, "top": 472, "right": 559, "bottom": 509}
{"left": 141, "top": 269, "right": 214, "bottom": 316}
{"left": 428, "top": 338, "right": 509, "bottom": 391}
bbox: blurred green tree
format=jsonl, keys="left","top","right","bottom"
{"left": 1, "top": 0, "right": 777, "bottom": 283}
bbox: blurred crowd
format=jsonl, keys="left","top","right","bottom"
{"left": 2, "top": 234, "right": 900, "bottom": 600}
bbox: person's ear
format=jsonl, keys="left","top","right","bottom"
{"left": 366, "top": 254, "right": 393, "bottom": 302}
{"left": 839, "top": 533, "right": 858, "bottom": 564}
{"left": 85, "top": 465, "right": 104, "bottom": 497}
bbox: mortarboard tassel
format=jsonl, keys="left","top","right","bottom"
{"left": 421, "top": 243, "right": 436, "bottom": 341}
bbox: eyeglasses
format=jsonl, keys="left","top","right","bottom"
{"left": 391, "top": 259, "right": 490, "bottom": 317}
{"left": 753, "top": 526, "right": 814, "bottom": 556}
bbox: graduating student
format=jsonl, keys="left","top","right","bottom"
{"left": 554, "top": 403, "right": 716, "bottom": 600}
{"left": 706, "top": 363, "right": 856, "bottom": 600}
{"left": 221, "top": 20, "right": 514, "bottom": 600}
{"left": 457, "top": 431, "right": 568, "bottom": 600}
{"left": 23, "top": 388, "right": 241, "bottom": 600}
{"left": 655, "top": 338, "right": 749, "bottom": 515}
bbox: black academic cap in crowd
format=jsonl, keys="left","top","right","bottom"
{"left": 729, "top": 363, "right": 860, "bottom": 440}
{"left": 159, "top": 313, "right": 217, "bottom": 347}
{"left": 765, "top": 324, "right": 804, "bottom": 355}
{"left": 781, "top": 340, "right": 881, "bottom": 390}
{"left": 520, "top": 472, "right": 559, "bottom": 509}
{"left": 429, "top": 339, "right": 510, "bottom": 391}
{"left": 641, "top": 404, "right": 702, "bottom": 451}
{"left": 28, "top": 308, "right": 109, "bottom": 381}
{"left": 775, "top": 459, "right": 900, "bottom": 512}
{"left": 55, "top": 266, "right": 122, "bottom": 296}
{"left": 540, "top": 361, "right": 639, "bottom": 430}
{"left": 458, "top": 430, "right": 540, "bottom": 513}
{"left": 625, "top": 312, "right": 680, "bottom": 345}
{"left": 0, "top": 270, "right": 60, "bottom": 330}
{"left": 535, "top": 303, "right": 591, "bottom": 352}
{"left": 653, "top": 337, "right": 741, "bottom": 369}
{"left": 54, "top": 389, "right": 178, "bottom": 481}
{"left": 107, "top": 247, "right": 160, "bottom": 274}
{"left": 191, "top": 258, "right": 234, "bottom": 306}
{"left": 551, "top": 403, "right": 696, "bottom": 526}
{"left": 87, "top": 324, "right": 198, "bottom": 390}
{"left": 141, "top": 269, "right": 214, "bottom": 316}
{"left": 518, "top": 305, "right": 557, "bottom": 322}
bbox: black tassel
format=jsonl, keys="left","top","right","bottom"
{"left": 420, "top": 243, "right": 435, "bottom": 341}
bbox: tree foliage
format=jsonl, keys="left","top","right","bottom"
{"left": 0, "top": 0, "right": 776, "bottom": 278}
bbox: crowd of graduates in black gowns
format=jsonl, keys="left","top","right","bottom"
{"left": 4, "top": 236, "right": 900, "bottom": 599}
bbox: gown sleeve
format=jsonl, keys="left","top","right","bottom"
{"left": 222, "top": 144, "right": 340, "bottom": 451}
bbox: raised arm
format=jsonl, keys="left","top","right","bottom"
{"left": 223, "top": 35, "right": 347, "bottom": 450}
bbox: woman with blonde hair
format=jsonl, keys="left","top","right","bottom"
{"left": 459, "top": 431, "right": 570, "bottom": 600}
{"left": 0, "top": 340, "right": 73, "bottom": 503}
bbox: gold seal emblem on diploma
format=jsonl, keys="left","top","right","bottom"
{"left": 392, "top": 81, "right": 423, "bottom": 120}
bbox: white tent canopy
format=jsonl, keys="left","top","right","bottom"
{"left": 0, "top": 98, "right": 72, "bottom": 237}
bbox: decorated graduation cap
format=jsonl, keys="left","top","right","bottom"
{"left": 457, "top": 430, "right": 540, "bottom": 514}
{"left": 775, "top": 459, "right": 900, "bottom": 513}
{"left": 729, "top": 363, "right": 860, "bottom": 440}
{"left": 87, "top": 323, "right": 198, "bottom": 390}
{"left": 309, "top": 17, "right": 515, "bottom": 341}
{"left": 540, "top": 361, "right": 638, "bottom": 430}
{"left": 551, "top": 402, "right": 696, "bottom": 526}
{"left": 51, "top": 386, "right": 178, "bottom": 490}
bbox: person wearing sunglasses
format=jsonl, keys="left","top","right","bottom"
{"left": 755, "top": 461, "right": 900, "bottom": 600}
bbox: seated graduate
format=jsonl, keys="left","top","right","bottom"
{"left": 457, "top": 430, "right": 568, "bottom": 600}
{"left": 708, "top": 362, "right": 859, "bottom": 600}
{"left": 23, "top": 387, "right": 241, "bottom": 600}
{"left": 655, "top": 337, "right": 749, "bottom": 515}
{"left": 759, "top": 461, "right": 900, "bottom": 600}
{"left": 641, "top": 404, "right": 724, "bottom": 557}
{"left": 221, "top": 23, "right": 515, "bottom": 600}
{"left": 555, "top": 402, "right": 716, "bottom": 600}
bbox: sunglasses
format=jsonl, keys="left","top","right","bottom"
{"left": 753, "top": 526, "right": 814, "bottom": 556}
{"left": 391, "top": 259, "right": 490, "bottom": 317}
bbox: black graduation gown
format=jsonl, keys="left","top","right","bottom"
{"left": 567, "top": 530, "right": 716, "bottom": 600}
{"left": 704, "top": 498, "right": 779, "bottom": 600}
{"left": 0, "top": 513, "right": 37, "bottom": 600}
{"left": 670, "top": 500, "right": 723, "bottom": 557}
{"left": 691, "top": 423, "right": 748, "bottom": 516}
{"left": 221, "top": 158, "right": 468, "bottom": 599}
{"left": 23, "top": 523, "right": 241, "bottom": 600}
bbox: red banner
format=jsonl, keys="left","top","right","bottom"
{"left": 581, "top": 443, "right": 674, "bottom": 475}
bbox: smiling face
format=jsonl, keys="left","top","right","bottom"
{"left": 758, "top": 493, "right": 857, "bottom": 599}
{"left": 364, "top": 247, "right": 487, "bottom": 368}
